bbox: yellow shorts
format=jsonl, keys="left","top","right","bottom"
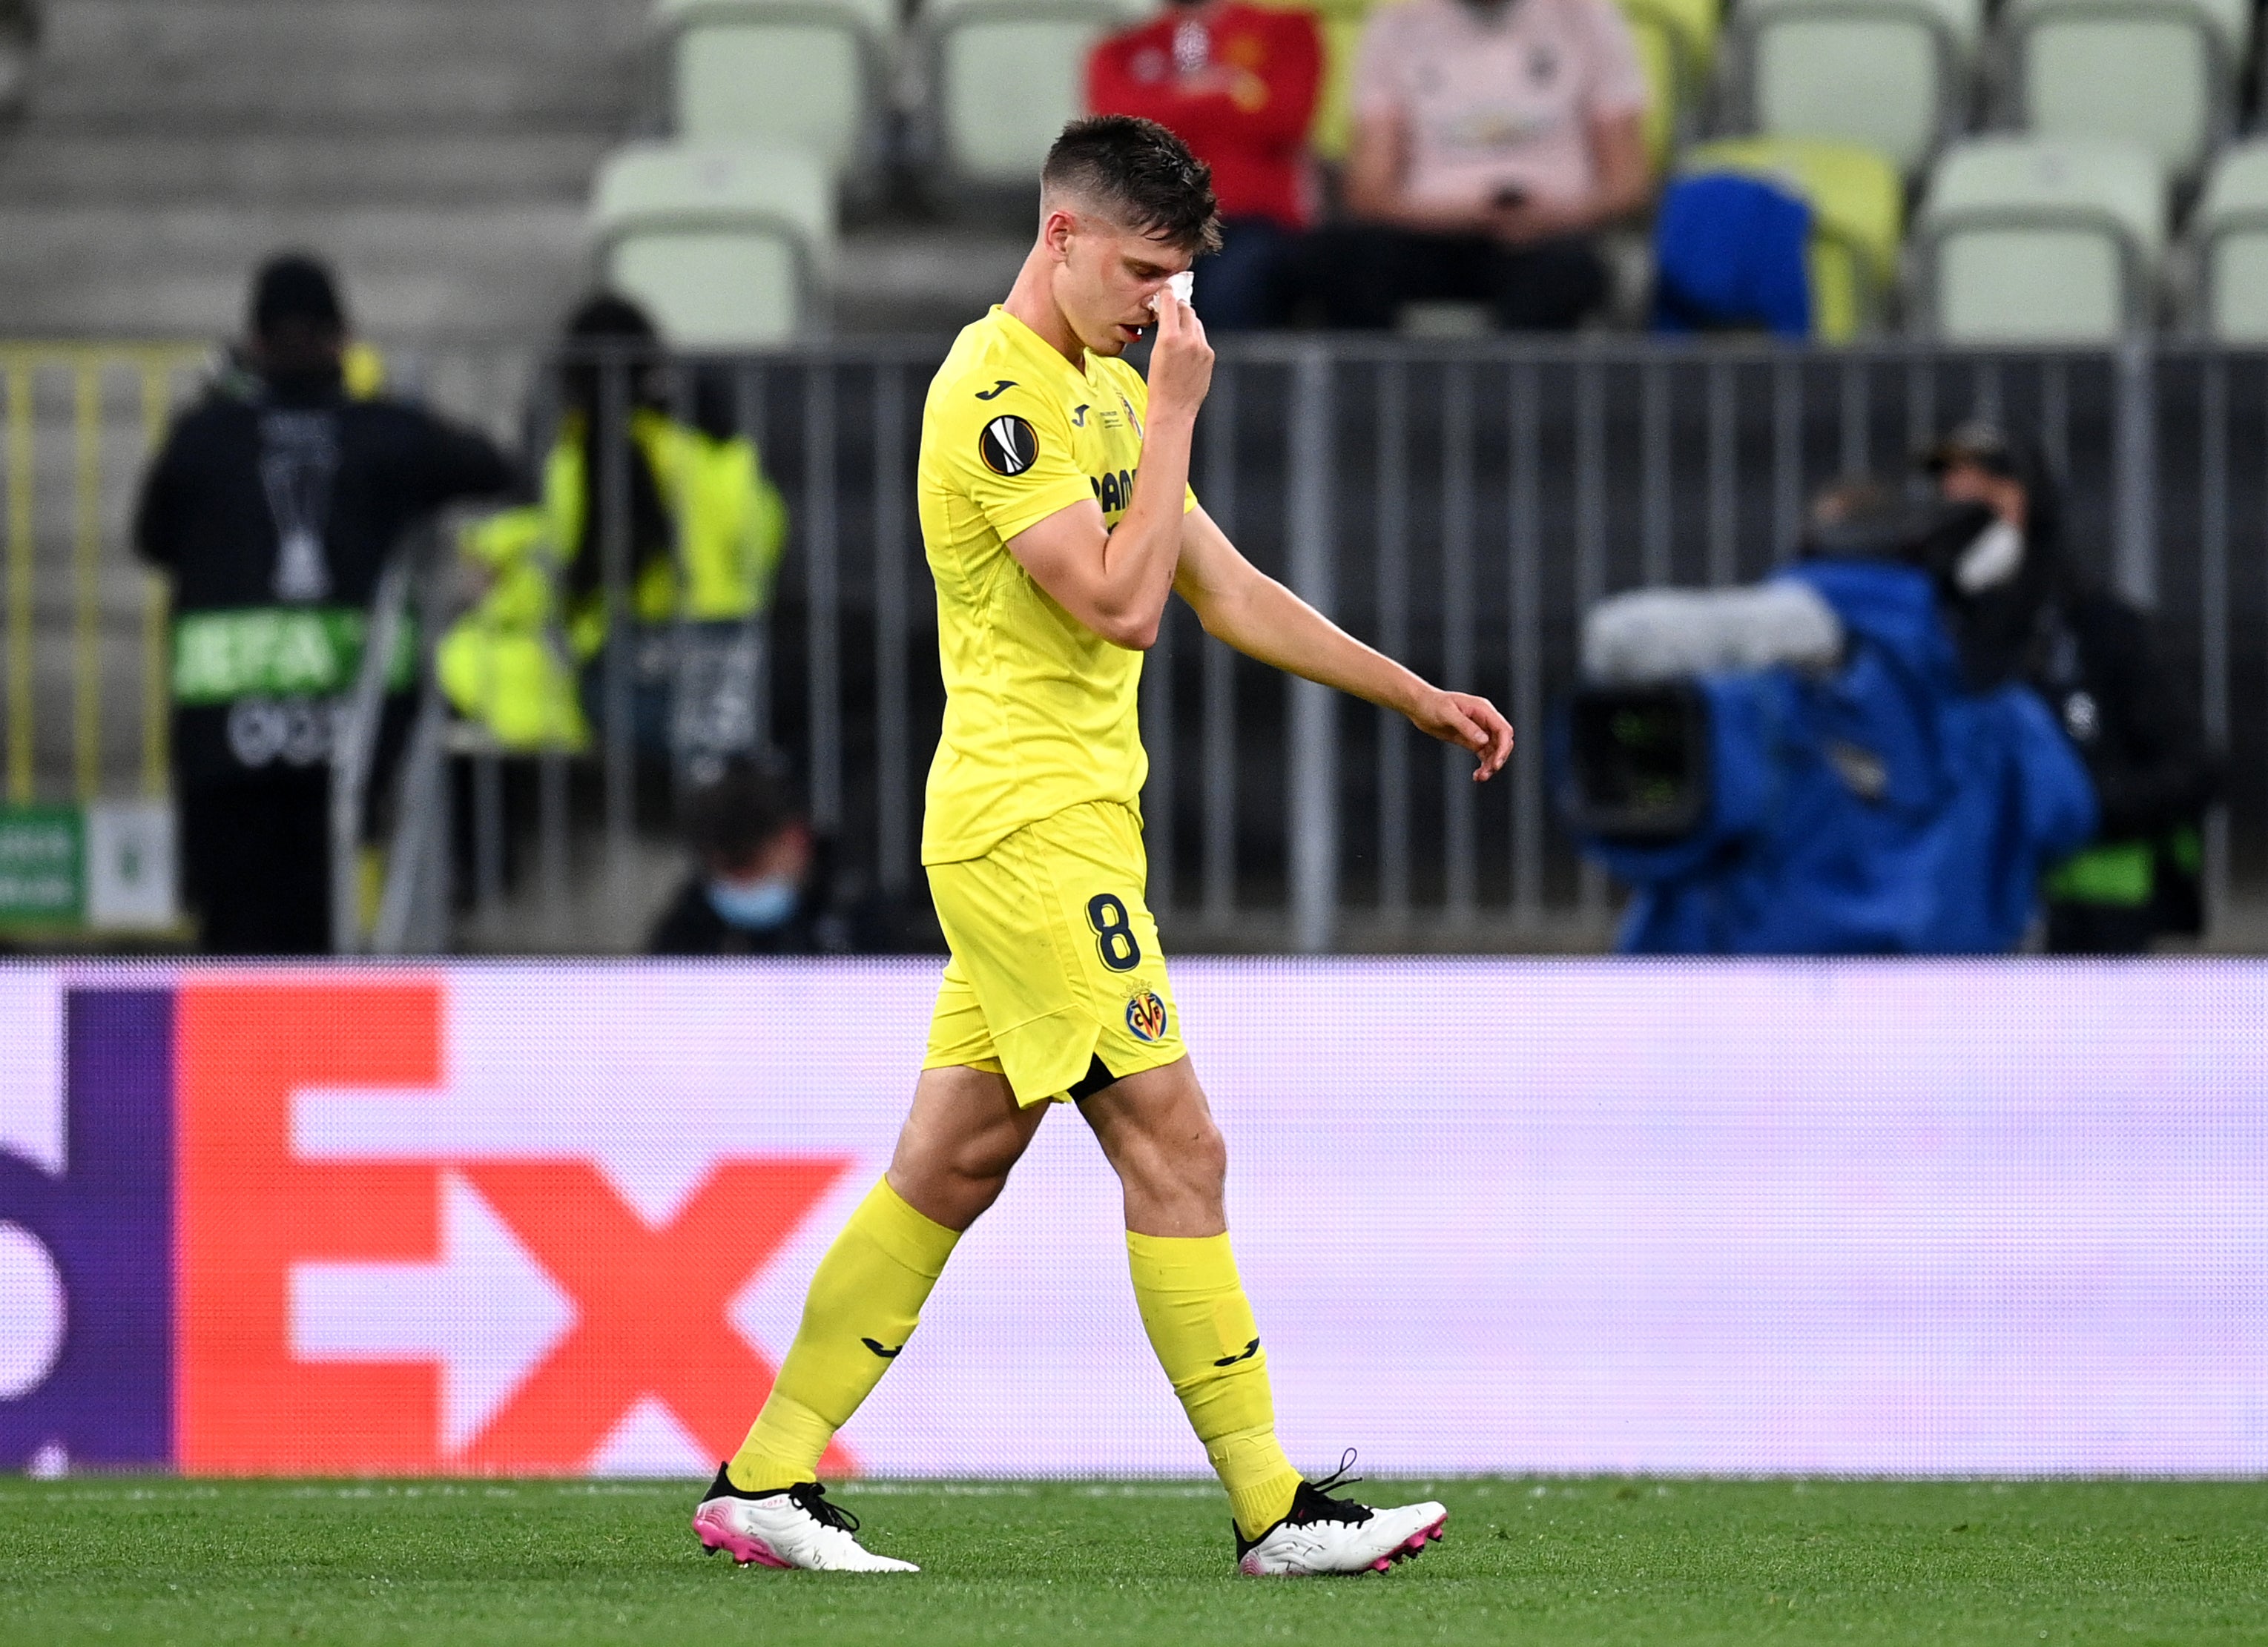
{"left": 923, "top": 799, "right": 1185, "bottom": 1107}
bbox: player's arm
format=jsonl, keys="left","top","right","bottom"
{"left": 1173, "top": 506, "right": 1514, "bottom": 781}
{"left": 1003, "top": 288, "right": 1212, "bottom": 650}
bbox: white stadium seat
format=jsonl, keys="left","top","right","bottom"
{"left": 2189, "top": 141, "right": 2268, "bottom": 343}
{"left": 917, "top": 0, "right": 1155, "bottom": 191}
{"left": 650, "top": 0, "right": 896, "bottom": 191}
{"left": 1914, "top": 136, "right": 2164, "bottom": 340}
{"left": 1998, "top": 0, "right": 2246, "bottom": 184}
{"left": 1727, "top": 0, "right": 1982, "bottom": 179}
{"left": 589, "top": 142, "right": 836, "bottom": 346}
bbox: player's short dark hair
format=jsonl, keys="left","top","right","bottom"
{"left": 1042, "top": 116, "right": 1222, "bottom": 255}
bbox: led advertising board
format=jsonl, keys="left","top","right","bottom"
{"left": 2, "top": 961, "right": 2263, "bottom": 1476}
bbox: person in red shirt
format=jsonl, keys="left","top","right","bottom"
{"left": 1087, "top": 0, "right": 1322, "bottom": 329}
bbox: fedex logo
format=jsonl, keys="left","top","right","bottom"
{"left": 12, "top": 959, "right": 2267, "bottom": 1481}
{"left": 1, "top": 980, "right": 854, "bottom": 1475}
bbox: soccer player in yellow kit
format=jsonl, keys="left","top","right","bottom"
{"left": 694, "top": 115, "right": 1514, "bottom": 1577}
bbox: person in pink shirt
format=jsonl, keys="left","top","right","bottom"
{"left": 1310, "top": 0, "right": 1654, "bottom": 330}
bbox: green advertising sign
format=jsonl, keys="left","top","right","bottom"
{"left": 0, "top": 807, "right": 83, "bottom": 923}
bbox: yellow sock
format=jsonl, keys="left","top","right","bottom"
{"left": 726, "top": 1177, "right": 959, "bottom": 1493}
{"left": 1127, "top": 1231, "right": 1302, "bottom": 1539}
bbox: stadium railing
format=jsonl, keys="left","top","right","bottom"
{"left": 5, "top": 336, "right": 2265, "bottom": 954}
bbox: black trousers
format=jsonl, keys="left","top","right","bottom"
{"left": 179, "top": 769, "right": 332, "bottom": 955}
{"left": 1305, "top": 225, "right": 1609, "bottom": 331}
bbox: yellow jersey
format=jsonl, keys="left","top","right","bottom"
{"left": 917, "top": 306, "right": 1193, "bottom": 865}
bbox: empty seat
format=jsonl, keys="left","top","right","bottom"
{"left": 650, "top": 0, "right": 896, "bottom": 190}
{"left": 1915, "top": 136, "right": 2163, "bottom": 340}
{"left": 1726, "top": 0, "right": 1980, "bottom": 179}
{"left": 918, "top": 0, "right": 1154, "bottom": 191}
{"left": 1254, "top": 0, "right": 1368, "bottom": 161}
{"left": 1681, "top": 136, "right": 1904, "bottom": 338}
{"left": 589, "top": 142, "right": 835, "bottom": 346}
{"left": 2000, "top": 0, "right": 2245, "bottom": 183}
{"left": 2189, "top": 140, "right": 2268, "bottom": 342}
{"left": 1620, "top": 0, "right": 1720, "bottom": 167}
{"left": 1309, "top": 12, "right": 1365, "bottom": 161}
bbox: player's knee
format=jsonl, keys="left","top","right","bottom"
{"left": 1185, "top": 1115, "right": 1227, "bottom": 1189}
{"left": 1138, "top": 1112, "right": 1225, "bottom": 1202}
{"left": 952, "top": 1136, "right": 1023, "bottom": 1201}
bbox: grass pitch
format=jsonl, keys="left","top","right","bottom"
{"left": 4, "top": 1476, "right": 2265, "bottom": 1646}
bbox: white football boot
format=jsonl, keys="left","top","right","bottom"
{"left": 693, "top": 1466, "right": 918, "bottom": 1573}
{"left": 1235, "top": 1458, "right": 1448, "bottom": 1577}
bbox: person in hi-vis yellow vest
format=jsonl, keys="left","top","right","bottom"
{"left": 440, "top": 294, "right": 787, "bottom": 753}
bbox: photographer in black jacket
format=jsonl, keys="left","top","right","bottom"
{"left": 135, "top": 254, "right": 512, "bottom": 953}
{"left": 1922, "top": 423, "right": 2222, "bottom": 954}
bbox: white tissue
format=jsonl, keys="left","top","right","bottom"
{"left": 1148, "top": 271, "right": 1196, "bottom": 314}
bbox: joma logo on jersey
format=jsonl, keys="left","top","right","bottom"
{"left": 1091, "top": 469, "right": 1137, "bottom": 514}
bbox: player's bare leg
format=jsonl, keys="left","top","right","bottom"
{"left": 885, "top": 1064, "right": 1051, "bottom": 1230}
{"left": 696, "top": 1066, "right": 1046, "bottom": 1571}
{"left": 1078, "top": 1059, "right": 1448, "bottom": 1574}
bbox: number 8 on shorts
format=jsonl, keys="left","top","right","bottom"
{"left": 1087, "top": 893, "right": 1144, "bottom": 972}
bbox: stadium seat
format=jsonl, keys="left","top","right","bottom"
{"left": 1250, "top": 0, "right": 1368, "bottom": 162}
{"left": 1309, "top": 12, "right": 1364, "bottom": 162}
{"left": 588, "top": 142, "right": 836, "bottom": 346}
{"left": 1913, "top": 136, "right": 2164, "bottom": 340}
{"left": 1619, "top": 0, "right": 1720, "bottom": 168}
{"left": 650, "top": 0, "right": 896, "bottom": 192}
{"left": 1681, "top": 136, "right": 1903, "bottom": 339}
{"left": 1724, "top": 0, "right": 1980, "bottom": 180}
{"left": 2189, "top": 140, "right": 2268, "bottom": 342}
{"left": 1997, "top": 0, "right": 2245, "bottom": 184}
{"left": 917, "top": 0, "right": 1156, "bottom": 191}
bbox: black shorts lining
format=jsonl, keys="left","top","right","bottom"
{"left": 1067, "top": 1052, "right": 1121, "bottom": 1102}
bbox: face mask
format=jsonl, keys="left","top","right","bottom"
{"left": 1954, "top": 518, "right": 2025, "bottom": 593}
{"left": 705, "top": 875, "right": 799, "bottom": 932}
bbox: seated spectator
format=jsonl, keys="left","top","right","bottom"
{"left": 649, "top": 759, "right": 830, "bottom": 956}
{"left": 1308, "top": 0, "right": 1652, "bottom": 331}
{"left": 1087, "top": 0, "right": 1322, "bottom": 331}
{"left": 647, "top": 757, "right": 939, "bottom": 957}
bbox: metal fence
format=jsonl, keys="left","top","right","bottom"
{"left": 0, "top": 343, "right": 206, "bottom": 810}
{"left": 535, "top": 337, "right": 2252, "bottom": 954}
{"left": 7, "top": 335, "right": 2267, "bottom": 953}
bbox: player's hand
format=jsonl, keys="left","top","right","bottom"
{"left": 1408, "top": 689, "right": 1514, "bottom": 782}
{"left": 1146, "top": 283, "right": 1213, "bottom": 421}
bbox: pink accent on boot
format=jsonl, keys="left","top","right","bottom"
{"left": 1368, "top": 1515, "right": 1449, "bottom": 1571}
{"left": 693, "top": 1507, "right": 791, "bottom": 1569}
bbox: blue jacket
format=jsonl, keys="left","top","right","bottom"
{"left": 1583, "top": 560, "right": 2099, "bottom": 954}
{"left": 1652, "top": 171, "right": 1813, "bottom": 338}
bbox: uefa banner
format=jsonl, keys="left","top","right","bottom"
{"left": 2, "top": 960, "right": 2265, "bottom": 1479}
